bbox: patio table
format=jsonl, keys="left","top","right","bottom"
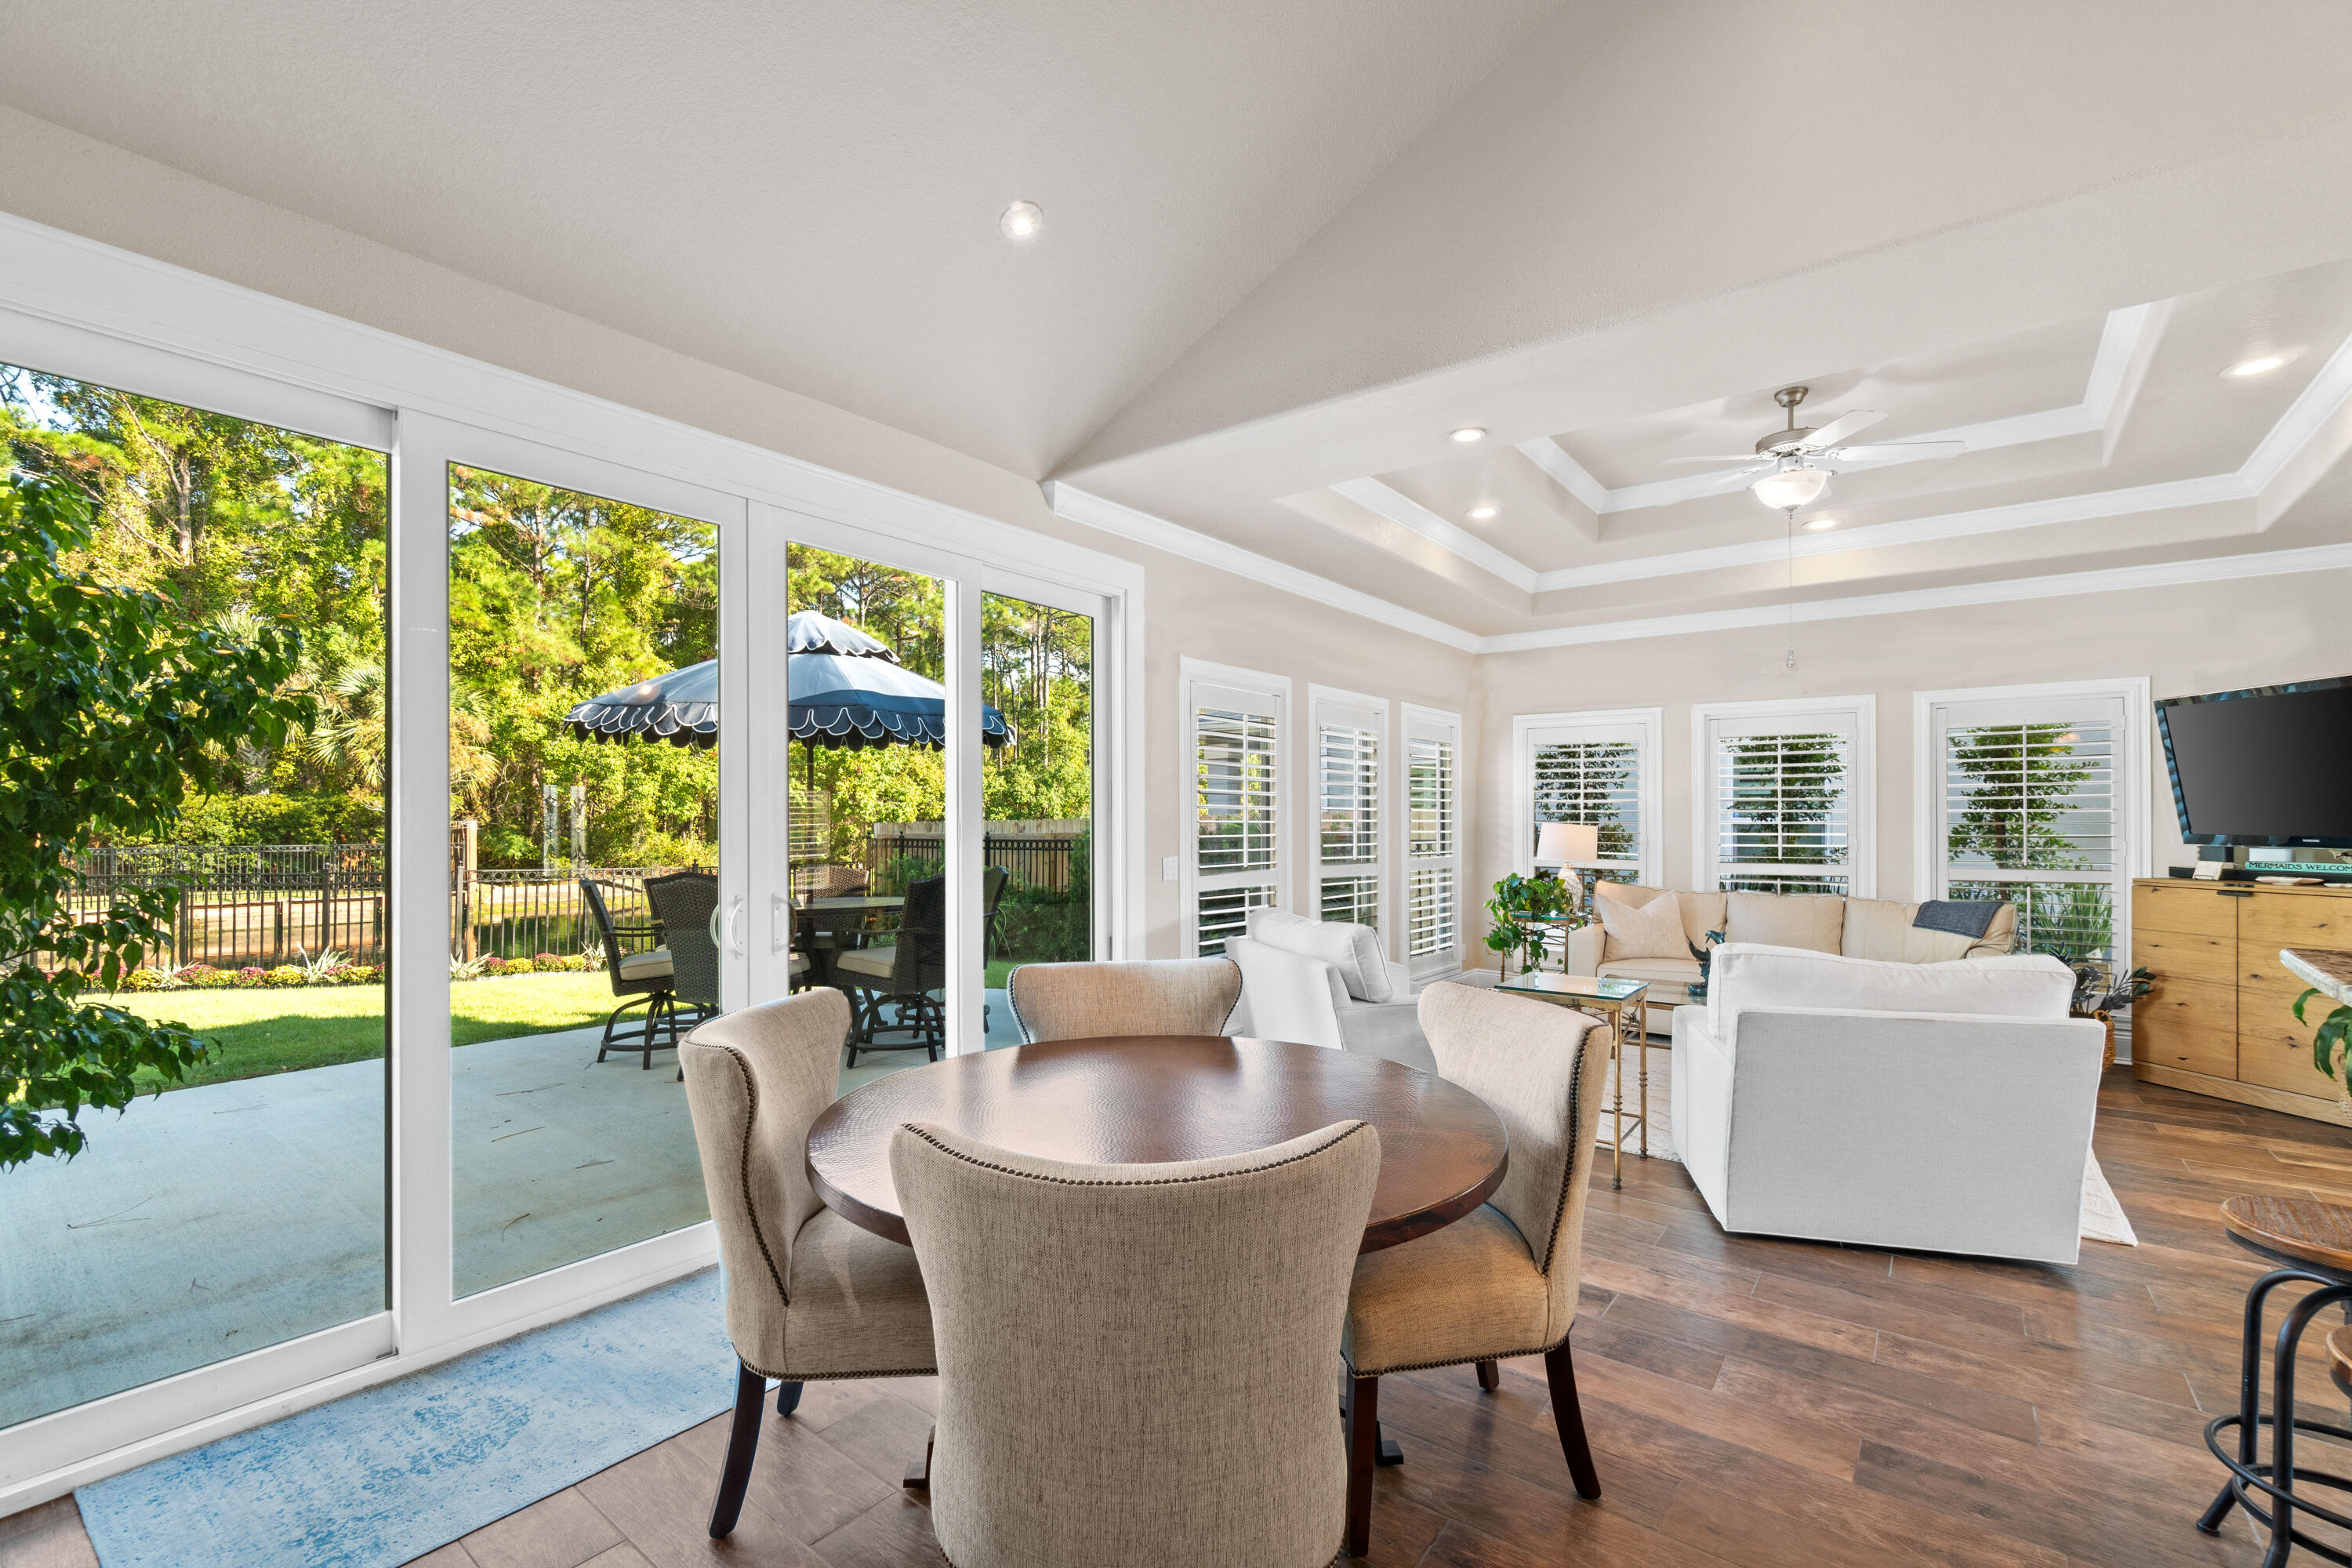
{"left": 794, "top": 894, "right": 902, "bottom": 986}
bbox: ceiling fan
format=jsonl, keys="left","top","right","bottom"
{"left": 1665, "top": 385, "right": 1965, "bottom": 510}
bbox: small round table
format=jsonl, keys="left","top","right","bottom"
{"left": 2200, "top": 1196, "right": 2352, "bottom": 1564}
{"left": 805, "top": 1036, "right": 1511, "bottom": 1254}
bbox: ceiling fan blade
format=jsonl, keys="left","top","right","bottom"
{"left": 1673, "top": 462, "right": 1775, "bottom": 496}
{"left": 1660, "top": 454, "right": 1780, "bottom": 466}
{"left": 1798, "top": 410, "right": 1885, "bottom": 449}
{"left": 1825, "top": 438, "right": 1966, "bottom": 463}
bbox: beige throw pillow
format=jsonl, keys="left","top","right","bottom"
{"left": 1596, "top": 889, "right": 1686, "bottom": 961}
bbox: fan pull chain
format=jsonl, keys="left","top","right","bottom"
{"left": 1783, "top": 507, "right": 1798, "bottom": 670}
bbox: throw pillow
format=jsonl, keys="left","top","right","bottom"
{"left": 1595, "top": 889, "right": 1686, "bottom": 961}
{"left": 1725, "top": 891, "right": 1845, "bottom": 954}
{"left": 1243, "top": 907, "right": 1394, "bottom": 1002}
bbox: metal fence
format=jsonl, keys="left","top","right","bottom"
{"left": 456, "top": 866, "right": 699, "bottom": 963}
{"left": 860, "top": 834, "right": 1080, "bottom": 893}
{"left": 66, "top": 843, "right": 389, "bottom": 970}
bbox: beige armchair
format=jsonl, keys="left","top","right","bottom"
{"left": 1005, "top": 956, "right": 1242, "bottom": 1043}
{"left": 677, "top": 989, "right": 935, "bottom": 1540}
{"left": 891, "top": 1117, "right": 1381, "bottom": 1568}
{"left": 1341, "top": 982, "right": 1610, "bottom": 1556}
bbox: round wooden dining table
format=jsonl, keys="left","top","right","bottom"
{"left": 806, "top": 1035, "right": 1510, "bottom": 1254}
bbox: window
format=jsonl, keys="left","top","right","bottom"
{"left": 1694, "top": 698, "right": 1875, "bottom": 898}
{"left": 1312, "top": 688, "right": 1386, "bottom": 936}
{"left": 1919, "top": 682, "right": 2147, "bottom": 962}
{"left": 1515, "top": 710, "right": 1659, "bottom": 899}
{"left": 1404, "top": 705, "right": 1463, "bottom": 975}
{"left": 1185, "top": 662, "right": 1288, "bottom": 956}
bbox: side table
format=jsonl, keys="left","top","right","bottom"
{"left": 1493, "top": 971, "right": 1650, "bottom": 1189}
{"left": 2200, "top": 1195, "right": 2352, "bottom": 1564}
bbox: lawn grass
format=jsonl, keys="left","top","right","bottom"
{"left": 118, "top": 972, "right": 628, "bottom": 1091}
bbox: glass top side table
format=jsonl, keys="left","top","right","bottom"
{"left": 1494, "top": 971, "right": 1651, "bottom": 1189}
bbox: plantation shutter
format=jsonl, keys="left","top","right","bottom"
{"left": 1191, "top": 674, "right": 1283, "bottom": 956}
{"left": 1314, "top": 693, "right": 1384, "bottom": 932}
{"left": 1931, "top": 692, "right": 2126, "bottom": 961}
{"left": 1519, "top": 713, "right": 1652, "bottom": 899}
{"left": 1405, "top": 708, "right": 1461, "bottom": 975}
{"left": 1700, "top": 707, "right": 1867, "bottom": 896}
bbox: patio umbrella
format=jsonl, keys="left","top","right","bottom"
{"left": 561, "top": 610, "right": 1009, "bottom": 753}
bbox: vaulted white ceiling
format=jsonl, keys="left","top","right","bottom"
{"left": 5, "top": 0, "right": 2352, "bottom": 649}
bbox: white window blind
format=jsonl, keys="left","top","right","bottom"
{"left": 1313, "top": 691, "right": 1385, "bottom": 935}
{"left": 1188, "top": 670, "right": 1286, "bottom": 956}
{"left": 1405, "top": 708, "right": 1461, "bottom": 971}
{"left": 1929, "top": 691, "right": 2127, "bottom": 961}
{"left": 1697, "top": 702, "right": 1872, "bottom": 898}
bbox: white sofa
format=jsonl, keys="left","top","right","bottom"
{"left": 1224, "top": 909, "right": 1433, "bottom": 1073}
{"left": 1671, "top": 943, "right": 2105, "bottom": 1264}
{"left": 1563, "top": 885, "right": 2020, "bottom": 1023}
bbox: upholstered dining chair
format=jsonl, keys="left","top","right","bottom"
{"left": 1005, "top": 956, "right": 1243, "bottom": 1043}
{"left": 678, "top": 989, "right": 935, "bottom": 1540}
{"left": 1340, "top": 981, "right": 1611, "bottom": 1557}
{"left": 891, "top": 1117, "right": 1381, "bottom": 1568}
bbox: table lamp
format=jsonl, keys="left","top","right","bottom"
{"left": 1535, "top": 822, "right": 1599, "bottom": 872}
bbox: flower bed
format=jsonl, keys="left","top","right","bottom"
{"left": 121, "top": 951, "right": 597, "bottom": 991}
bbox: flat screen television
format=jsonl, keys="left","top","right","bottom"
{"left": 2155, "top": 678, "right": 2352, "bottom": 848}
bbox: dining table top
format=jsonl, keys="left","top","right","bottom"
{"left": 804, "top": 1035, "right": 1511, "bottom": 1254}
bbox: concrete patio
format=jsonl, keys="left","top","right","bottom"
{"left": 0, "top": 993, "right": 1015, "bottom": 1428}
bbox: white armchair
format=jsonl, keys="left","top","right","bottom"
{"left": 1224, "top": 909, "right": 1430, "bottom": 1073}
{"left": 1671, "top": 944, "right": 2104, "bottom": 1264}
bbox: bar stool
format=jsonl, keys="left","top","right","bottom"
{"left": 2199, "top": 1196, "right": 2352, "bottom": 1564}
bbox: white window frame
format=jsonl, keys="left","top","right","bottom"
{"left": 1181, "top": 659, "right": 1291, "bottom": 956}
{"left": 0, "top": 212, "right": 1147, "bottom": 1510}
{"left": 1512, "top": 708, "right": 1662, "bottom": 888}
{"left": 1691, "top": 696, "right": 1877, "bottom": 899}
{"left": 1309, "top": 685, "right": 1388, "bottom": 935}
{"left": 1913, "top": 678, "right": 2151, "bottom": 956}
{"left": 1403, "top": 703, "right": 1465, "bottom": 980}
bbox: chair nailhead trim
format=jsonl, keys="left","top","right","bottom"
{"left": 901, "top": 1119, "right": 1371, "bottom": 1188}
{"left": 699, "top": 1040, "right": 793, "bottom": 1309}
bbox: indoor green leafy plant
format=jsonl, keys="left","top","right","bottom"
{"left": 1483, "top": 871, "right": 1577, "bottom": 976}
{"left": 1, "top": 469, "right": 310, "bottom": 1168}
{"left": 2294, "top": 986, "right": 2352, "bottom": 1109}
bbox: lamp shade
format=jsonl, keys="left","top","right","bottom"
{"left": 1751, "top": 463, "right": 1831, "bottom": 511}
{"left": 1535, "top": 822, "right": 1599, "bottom": 866}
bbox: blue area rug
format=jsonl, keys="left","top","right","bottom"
{"left": 78, "top": 1268, "right": 735, "bottom": 1568}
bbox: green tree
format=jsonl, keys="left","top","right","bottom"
{"left": 1, "top": 472, "right": 312, "bottom": 1167}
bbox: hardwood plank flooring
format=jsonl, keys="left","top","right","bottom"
{"left": 13, "top": 1069, "right": 2352, "bottom": 1567}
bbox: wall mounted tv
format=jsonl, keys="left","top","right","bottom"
{"left": 2155, "top": 677, "right": 2352, "bottom": 848}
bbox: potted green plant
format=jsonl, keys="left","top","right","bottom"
{"left": 1483, "top": 873, "right": 1578, "bottom": 977}
{"left": 2292, "top": 985, "right": 2352, "bottom": 1109}
{"left": 2034, "top": 948, "right": 2152, "bottom": 1070}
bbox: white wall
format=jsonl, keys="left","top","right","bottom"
{"left": 1472, "top": 567, "right": 2350, "bottom": 936}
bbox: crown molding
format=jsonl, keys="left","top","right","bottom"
{"left": 1512, "top": 432, "right": 1610, "bottom": 514}
{"left": 1327, "top": 477, "right": 1538, "bottom": 591}
{"left": 1479, "top": 539, "right": 2352, "bottom": 653}
{"left": 1041, "top": 481, "right": 1482, "bottom": 653}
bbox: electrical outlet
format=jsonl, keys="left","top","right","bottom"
{"left": 1162, "top": 855, "right": 1180, "bottom": 882}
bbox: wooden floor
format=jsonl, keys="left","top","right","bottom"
{"left": 9, "top": 1067, "right": 2352, "bottom": 1567}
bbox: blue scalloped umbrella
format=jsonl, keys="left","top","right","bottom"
{"left": 561, "top": 610, "right": 1009, "bottom": 753}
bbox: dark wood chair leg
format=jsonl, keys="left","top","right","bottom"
{"left": 1476, "top": 1358, "right": 1501, "bottom": 1392}
{"left": 1543, "top": 1339, "right": 1602, "bottom": 1500}
{"left": 708, "top": 1363, "right": 765, "bottom": 1538}
{"left": 776, "top": 1379, "right": 802, "bottom": 1417}
{"left": 1345, "top": 1373, "right": 1380, "bottom": 1557}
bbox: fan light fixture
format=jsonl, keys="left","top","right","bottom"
{"left": 1751, "top": 463, "right": 1830, "bottom": 511}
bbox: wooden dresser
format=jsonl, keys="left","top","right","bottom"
{"left": 2131, "top": 877, "right": 2352, "bottom": 1125}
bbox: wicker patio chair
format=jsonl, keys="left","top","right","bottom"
{"left": 835, "top": 873, "right": 946, "bottom": 1066}
{"left": 582, "top": 877, "right": 678, "bottom": 1065}
{"left": 638, "top": 871, "right": 721, "bottom": 1073}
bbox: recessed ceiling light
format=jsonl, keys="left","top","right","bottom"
{"left": 1000, "top": 200, "right": 1044, "bottom": 241}
{"left": 1450, "top": 426, "right": 1486, "bottom": 444}
{"left": 1468, "top": 505, "right": 1498, "bottom": 521}
{"left": 1802, "top": 516, "right": 1838, "bottom": 531}
{"left": 2226, "top": 354, "right": 2285, "bottom": 377}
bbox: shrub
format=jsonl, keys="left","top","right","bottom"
{"left": 234, "top": 967, "right": 269, "bottom": 987}
{"left": 503, "top": 958, "right": 536, "bottom": 976}
{"left": 533, "top": 952, "right": 562, "bottom": 967}
{"left": 262, "top": 965, "right": 307, "bottom": 988}
{"left": 557, "top": 953, "right": 590, "bottom": 972}
{"left": 478, "top": 956, "right": 511, "bottom": 976}
{"left": 122, "top": 967, "right": 175, "bottom": 991}
{"left": 177, "top": 964, "right": 233, "bottom": 989}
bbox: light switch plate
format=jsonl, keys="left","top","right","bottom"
{"left": 1162, "top": 856, "right": 1180, "bottom": 882}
